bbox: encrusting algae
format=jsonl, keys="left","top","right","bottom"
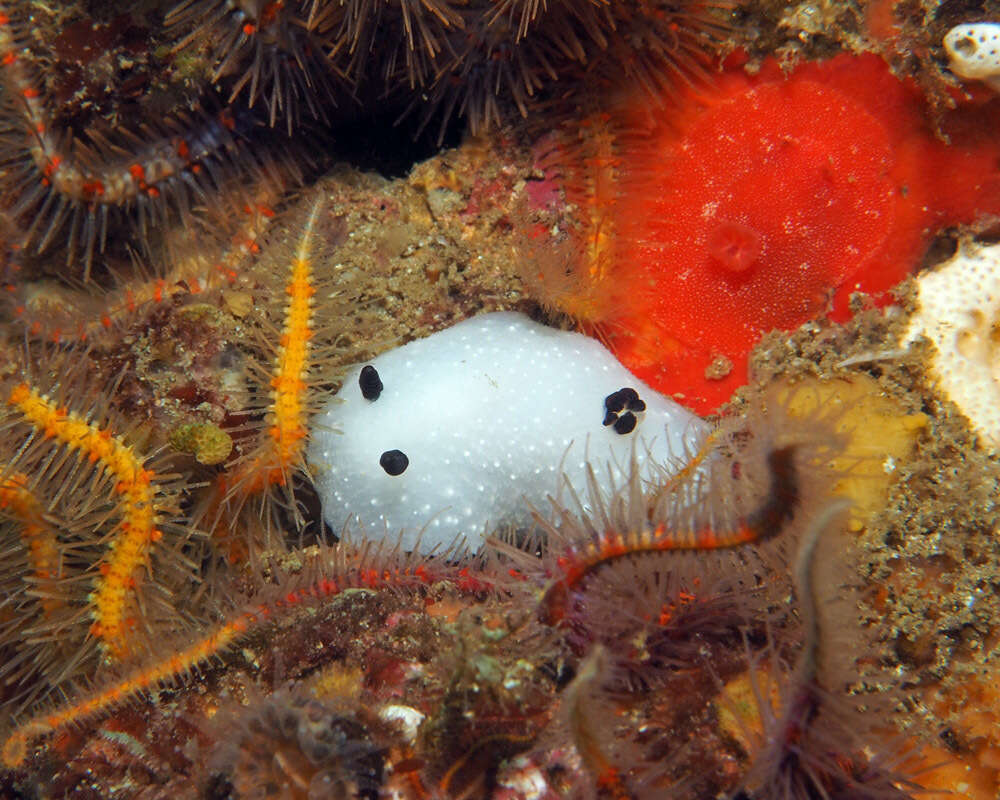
{"left": 169, "top": 421, "right": 233, "bottom": 466}
{"left": 0, "top": 0, "right": 998, "bottom": 798}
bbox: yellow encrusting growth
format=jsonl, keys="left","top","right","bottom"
{"left": 169, "top": 421, "right": 233, "bottom": 465}
{"left": 6, "top": 382, "right": 165, "bottom": 659}
{"left": 0, "top": 473, "right": 63, "bottom": 617}
{"left": 774, "top": 376, "right": 928, "bottom": 531}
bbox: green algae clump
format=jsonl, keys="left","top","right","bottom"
{"left": 169, "top": 422, "right": 233, "bottom": 465}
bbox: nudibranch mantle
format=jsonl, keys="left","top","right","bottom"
{"left": 308, "top": 312, "right": 709, "bottom": 551}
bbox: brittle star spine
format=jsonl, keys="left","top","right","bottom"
{"left": 203, "top": 198, "right": 325, "bottom": 555}
{"left": 0, "top": 3, "right": 261, "bottom": 277}
{"left": 5, "top": 382, "right": 169, "bottom": 659}
{"left": 540, "top": 445, "right": 800, "bottom": 624}
{"left": 0, "top": 473, "right": 63, "bottom": 618}
{"left": 0, "top": 548, "right": 446, "bottom": 769}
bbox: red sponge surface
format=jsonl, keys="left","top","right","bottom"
{"left": 580, "top": 53, "right": 1000, "bottom": 413}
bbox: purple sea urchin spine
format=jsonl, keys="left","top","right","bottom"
{"left": 167, "top": 0, "right": 344, "bottom": 134}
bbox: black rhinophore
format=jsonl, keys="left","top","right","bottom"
{"left": 613, "top": 412, "right": 637, "bottom": 435}
{"left": 605, "top": 391, "right": 626, "bottom": 414}
{"left": 360, "top": 365, "right": 384, "bottom": 400}
{"left": 603, "top": 387, "right": 645, "bottom": 434}
{"left": 380, "top": 449, "right": 409, "bottom": 476}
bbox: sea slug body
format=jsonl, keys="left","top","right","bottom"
{"left": 307, "top": 312, "right": 710, "bottom": 552}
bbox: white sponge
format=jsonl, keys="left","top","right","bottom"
{"left": 307, "top": 312, "right": 710, "bottom": 552}
{"left": 944, "top": 23, "right": 1000, "bottom": 91}
{"left": 902, "top": 242, "right": 1000, "bottom": 451}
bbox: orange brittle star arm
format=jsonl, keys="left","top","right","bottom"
{"left": 6, "top": 383, "right": 166, "bottom": 659}
{"left": 0, "top": 473, "right": 63, "bottom": 617}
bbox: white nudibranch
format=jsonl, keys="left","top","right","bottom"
{"left": 307, "top": 312, "right": 710, "bottom": 552}
{"left": 944, "top": 22, "right": 1000, "bottom": 92}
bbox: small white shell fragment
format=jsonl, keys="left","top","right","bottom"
{"left": 308, "top": 312, "right": 710, "bottom": 552}
{"left": 944, "top": 23, "right": 1000, "bottom": 91}
{"left": 902, "top": 241, "right": 1000, "bottom": 451}
{"left": 497, "top": 755, "right": 551, "bottom": 800}
{"left": 379, "top": 704, "right": 425, "bottom": 742}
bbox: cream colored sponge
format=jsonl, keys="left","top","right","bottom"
{"left": 902, "top": 241, "right": 1000, "bottom": 450}
{"left": 944, "top": 23, "right": 1000, "bottom": 91}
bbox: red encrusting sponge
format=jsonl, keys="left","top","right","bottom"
{"left": 545, "top": 53, "right": 1000, "bottom": 414}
